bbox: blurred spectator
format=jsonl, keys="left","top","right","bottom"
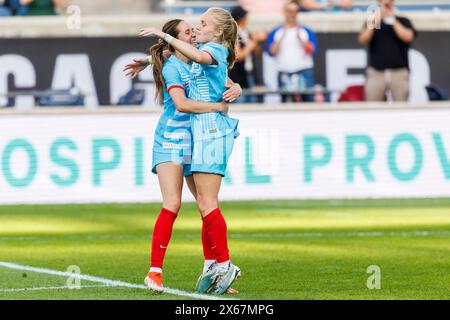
{"left": 229, "top": 5, "right": 267, "bottom": 103}
{"left": 19, "top": 0, "right": 63, "bottom": 16}
{"left": 358, "top": 0, "right": 417, "bottom": 101}
{"left": 239, "top": 0, "right": 284, "bottom": 14}
{"left": 299, "top": 0, "right": 353, "bottom": 11}
{"left": 0, "top": 0, "right": 12, "bottom": 15}
{"left": 1, "top": 0, "right": 29, "bottom": 16}
{"left": 265, "top": 0, "right": 319, "bottom": 102}
{"left": 10, "top": 0, "right": 30, "bottom": 15}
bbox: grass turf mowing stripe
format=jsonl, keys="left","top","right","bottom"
{"left": 0, "top": 261, "right": 234, "bottom": 301}
{"left": 0, "top": 285, "right": 110, "bottom": 292}
{"left": 2, "top": 229, "right": 448, "bottom": 243}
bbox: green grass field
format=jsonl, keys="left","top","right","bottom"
{"left": 0, "top": 199, "right": 449, "bottom": 300}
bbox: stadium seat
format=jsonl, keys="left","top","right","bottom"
{"left": 117, "top": 87, "right": 146, "bottom": 106}
{"left": 38, "top": 88, "right": 85, "bottom": 106}
{"left": 338, "top": 85, "right": 365, "bottom": 102}
{"left": 426, "top": 83, "right": 449, "bottom": 101}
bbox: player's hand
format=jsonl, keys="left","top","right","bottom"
{"left": 139, "top": 27, "right": 165, "bottom": 38}
{"left": 123, "top": 58, "right": 149, "bottom": 79}
{"left": 223, "top": 83, "right": 242, "bottom": 103}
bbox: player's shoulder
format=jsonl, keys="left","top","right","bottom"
{"left": 163, "top": 55, "right": 178, "bottom": 69}
{"left": 201, "top": 42, "right": 224, "bottom": 49}
{"left": 202, "top": 42, "right": 228, "bottom": 56}
{"left": 200, "top": 42, "right": 228, "bottom": 66}
{"left": 162, "top": 56, "right": 181, "bottom": 75}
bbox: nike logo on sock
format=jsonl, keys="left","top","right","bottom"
{"left": 160, "top": 245, "right": 167, "bottom": 249}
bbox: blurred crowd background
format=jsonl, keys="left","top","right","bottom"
{"left": 2, "top": 0, "right": 450, "bottom": 16}
{"left": 1, "top": 0, "right": 449, "bottom": 107}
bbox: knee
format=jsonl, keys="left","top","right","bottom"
{"left": 196, "top": 194, "right": 218, "bottom": 216}
{"left": 163, "top": 197, "right": 182, "bottom": 214}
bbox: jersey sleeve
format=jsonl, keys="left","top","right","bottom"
{"left": 162, "top": 63, "right": 185, "bottom": 92}
{"left": 201, "top": 43, "right": 227, "bottom": 67}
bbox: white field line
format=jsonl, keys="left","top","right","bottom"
{"left": 0, "top": 262, "right": 234, "bottom": 301}
{"left": 0, "top": 285, "right": 109, "bottom": 292}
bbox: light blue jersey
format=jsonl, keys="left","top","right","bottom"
{"left": 188, "top": 42, "right": 239, "bottom": 176}
{"left": 152, "top": 55, "right": 192, "bottom": 175}
{"left": 188, "top": 42, "right": 239, "bottom": 141}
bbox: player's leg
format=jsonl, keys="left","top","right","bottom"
{"left": 190, "top": 134, "right": 240, "bottom": 294}
{"left": 193, "top": 172, "right": 240, "bottom": 294}
{"left": 187, "top": 173, "right": 215, "bottom": 265}
{"left": 193, "top": 172, "right": 224, "bottom": 293}
{"left": 145, "top": 162, "right": 184, "bottom": 291}
{"left": 186, "top": 175, "right": 215, "bottom": 269}
{"left": 185, "top": 175, "right": 197, "bottom": 200}
{"left": 187, "top": 173, "right": 239, "bottom": 294}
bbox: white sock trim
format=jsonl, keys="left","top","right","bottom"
{"left": 150, "top": 267, "right": 162, "bottom": 274}
{"left": 203, "top": 260, "right": 216, "bottom": 273}
{"left": 217, "top": 261, "right": 230, "bottom": 270}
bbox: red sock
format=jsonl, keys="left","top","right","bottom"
{"left": 203, "top": 208, "right": 230, "bottom": 263}
{"left": 202, "top": 219, "right": 216, "bottom": 260}
{"left": 150, "top": 208, "right": 177, "bottom": 269}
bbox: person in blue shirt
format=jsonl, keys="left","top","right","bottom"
{"left": 140, "top": 7, "right": 241, "bottom": 295}
{"left": 125, "top": 19, "right": 242, "bottom": 293}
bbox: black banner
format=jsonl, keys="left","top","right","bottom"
{"left": 1, "top": 32, "right": 449, "bottom": 106}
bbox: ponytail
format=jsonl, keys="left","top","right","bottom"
{"left": 207, "top": 7, "right": 238, "bottom": 70}
{"left": 149, "top": 19, "right": 183, "bottom": 103}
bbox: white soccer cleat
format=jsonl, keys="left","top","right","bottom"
{"left": 211, "top": 262, "right": 241, "bottom": 295}
{"left": 195, "top": 263, "right": 220, "bottom": 294}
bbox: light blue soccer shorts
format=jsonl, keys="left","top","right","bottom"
{"left": 190, "top": 133, "right": 235, "bottom": 177}
{"left": 152, "top": 151, "right": 192, "bottom": 177}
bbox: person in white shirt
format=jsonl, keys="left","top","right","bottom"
{"left": 268, "top": 0, "right": 318, "bottom": 102}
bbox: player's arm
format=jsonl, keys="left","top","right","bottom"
{"left": 169, "top": 88, "right": 228, "bottom": 114}
{"left": 123, "top": 57, "right": 151, "bottom": 79}
{"left": 124, "top": 49, "right": 173, "bottom": 78}
{"left": 139, "top": 28, "right": 215, "bottom": 65}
